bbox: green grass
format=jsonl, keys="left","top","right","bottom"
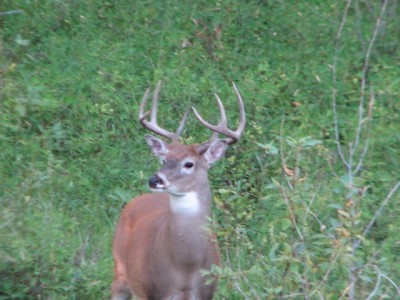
{"left": 1, "top": 0, "right": 399, "bottom": 299}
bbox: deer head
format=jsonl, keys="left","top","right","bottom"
{"left": 138, "top": 80, "right": 245, "bottom": 196}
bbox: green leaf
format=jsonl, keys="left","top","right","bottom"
{"left": 256, "top": 142, "right": 279, "bottom": 155}
{"left": 303, "top": 139, "right": 322, "bottom": 147}
{"left": 269, "top": 243, "right": 280, "bottom": 260}
{"left": 328, "top": 203, "right": 343, "bottom": 209}
{"left": 15, "top": 33, "right": 30, "bottom": 46}
{"left": 281, "top": 218, "right": 291, "bottom": 231}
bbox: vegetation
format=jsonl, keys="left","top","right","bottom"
{"left": 1, "top": 0, "right": 399, "bottom": 299}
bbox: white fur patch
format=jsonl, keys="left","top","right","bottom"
{"left": 170, "top": 192, "right": 200, "bottom": 215}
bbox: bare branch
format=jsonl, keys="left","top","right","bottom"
{"left": 302, "top": 182, "right": 322, "bottom": 225}
{"left": 277, "top": 118, "right": 303, "bottom": 240}
{"left": 332, "top": 0, "right": 353, "bottom": 170}
{"left": 365, "top": 268, "right": 381, "bottom": 300}
{"left": 353, "top": 180, "right": 400, "bottom": 250}
{"left": 380, "top": 273, "right": 400, "bottom": 295}
{"left": 0, "top": 10, "right": 23, "bottom": 16}
{"left": 353, "top": 0, "right": 389, "bottom": 153}
{"left": 312, "top": 248, "right": 343, "bottom": 294}
{"left": 354, "top": 88, "right": 375, "bottom": 175}
{"left": 354, "top": 0, "right": 366, "bottom": 53}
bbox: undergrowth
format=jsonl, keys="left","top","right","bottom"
{"left": 1, "top": 0, "right": 399, "bottom": 299}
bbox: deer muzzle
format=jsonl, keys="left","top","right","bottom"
{"left": 148, "top": 174, "right": 165, "bottom": 190}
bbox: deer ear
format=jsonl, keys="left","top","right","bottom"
{"left": 145, "top": 135, "right": 169, "bottom": 158}
{"left": 202, "top": 139, "right": 228, "bottom": 166}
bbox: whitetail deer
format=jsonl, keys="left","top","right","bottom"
{"left": 111, "top": 81, "right": 245, "bottom": 300}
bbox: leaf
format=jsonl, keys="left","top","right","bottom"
{"left": 283, "top": 165, "right": 295, "bottom": 177}
{"left": 271, "top": 177, "right": 281, "bottom": 187}
{"left": 328, "top": 203, "right": 343, "bottom": 209}
{"left": 337, "top": 209, "right": 350, "bottom": 218}
{"left": 269, "top": 243, "right": 280, "bottom": 260}
{"left": 256, "top": 142, "right": 279, "bottom": 155}
{"left": 52, "top": 122, "right": 65, "bottom": 139}
{"left": 15, "top": 34, "right": 30, "bottom": 46}
{"left": 340, "top": 174, "right": 352, "bottom": 185}
{"left": 303, "top": 139, "right": 322, "bottom": 147}
{"left": 286, "top": 137, "right": 297, "bottom": 147}
{"left": 329, "top": 218, "right": 341, "bottom": 229}
{"left": 281, "top": 218, "right": 291, "bottom": 231}
{"left": 204, "top": 276, "right": 215, "bottom": 286}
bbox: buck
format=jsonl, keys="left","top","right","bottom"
{"left": 111, "top": 81, "right": 245, "bottom": 300}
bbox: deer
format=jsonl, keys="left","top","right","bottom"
{"left": 111, "top": 81, "right": 245, "bottom": 300}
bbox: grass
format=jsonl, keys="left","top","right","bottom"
{"left": 1, "top": 0, "right": 399, "bottom": 299}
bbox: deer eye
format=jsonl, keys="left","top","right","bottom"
{"left": 183, "top": 162, "right": 194, "bottom": 169}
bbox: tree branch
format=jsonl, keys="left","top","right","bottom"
{"left": 332, "top": 0, "right": 353, "bottom": 170}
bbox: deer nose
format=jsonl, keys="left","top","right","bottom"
{"left": 148, "top": 174, "right": 164, "bottom": 189}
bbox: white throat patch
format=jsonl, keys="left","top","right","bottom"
{"left": 170, "top": 192, "right": 200, "bottom": 215}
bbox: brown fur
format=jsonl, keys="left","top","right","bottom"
{"left": 111, "top": 141, "right": 222, "bottom": 300}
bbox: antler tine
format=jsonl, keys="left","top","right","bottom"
{"left": 192, "top": 82, "right": 246, "bottom": 145}
{"left": 191, "top": 93, "right": 228, "bottom": 132}
{"left": 176, "top": 109, "right": 189, "bottom": 137}
{"left": 150, "top": 80, "right": 162, "bottom": 121}
{"left": 215, "top": 94, "right": 227, "bottom": 125}
{"left": 139, "top": 87, "right": 151, "bottom": 121}
{"left": 138, "top": 81, "right": 181, "bottom": 141}
{"left": 192, "top": 106, "right": 218, "bottom": 132}
{"left": 232, "top": 82, "right": 246, "bottom": 136}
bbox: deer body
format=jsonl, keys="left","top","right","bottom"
{"left": 111, "top": 82, "right": 245, "bottom": 300}
{"left": 112, "top": 195, "right": 219, "bottom": 299}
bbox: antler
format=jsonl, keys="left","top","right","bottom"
{"left": 139, "top": 81, "right": 188, "bottom": 141}
{"left": 192, "top": 82, "right": 246, "bottom": 145}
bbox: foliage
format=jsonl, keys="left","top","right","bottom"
{"left": 1, "top": 0, "right": 399, "bottom": 299}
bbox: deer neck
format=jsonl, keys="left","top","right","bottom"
{"left": 168, "top": 169, "right": 211, "bottom": 216}
{"left": 164, "top": 181, "right": 213, "bottom": 268}
{"left": 168, "top": 184, "right": 211, "bottom": 224}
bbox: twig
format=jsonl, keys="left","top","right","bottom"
{"left": 354, "top": 0, "right": 366, "bottom": 53}
{"left": 278, "top": 117, "right": 311, "bottom": 299}
{"left": 365, "top": 263, "right": 400, "bottom": 296}
{"left": 224, "top": 248, "right": 248, "bottom": 299}
{"left": 312, "top": 245, "right": 343, "bottom": 294}
{"left": 340, "top": 263, "right": 400, "bottom": 299}
{"left": 0, "top": 216, "right": 16, "bottom": 230}
{"left": 302, "top": 182, "right": 322, "bottom": 225}
{"left": 0, "top": 10, "right": 23, "bottom": 16}
{"left": 278, "top": 292, "right": 310, "bottom": 299}
{"left": 365, "top": 267, "right": 382, "bottom": 300}
{"left": 353, "top": 0, "right": 389, "bottom": 154}
{"left": 338, "top": 282, "right": 355, "bottom": 300}
{"left": 332, "top": 1, "right": 391, "bottom": 298}
{"left": 332, "top": 0, "right": 353, "bottom": 170}
{"left": 353, "top": 180, "right": 400, "bottom": 250}
{"left": 354, "top": 88, "right": 375, "bottom": 175}
{"left": 277, "top": 118, "right": 303, "bottom": 242}
{"left": 380, "top": 273, "right": 400, "bottom": 295}
{"left": 279, "top": 116, "right": 294, "bottom": 191}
